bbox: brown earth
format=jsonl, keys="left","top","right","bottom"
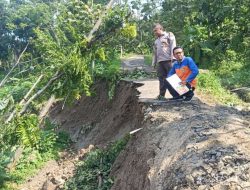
{"left": 20, "top": 55, "right": 250, "bottom": 190}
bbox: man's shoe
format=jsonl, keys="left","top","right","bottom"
{"left": 169, "top": 96, "right": 183, "bottom": 101}
{"left": 155, "top": 95, "right": 167, "bottom": 101}
{"left": 183, "top": 95, "right": 193, "bottom": 101}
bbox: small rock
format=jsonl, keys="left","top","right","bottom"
{"left": 194, "top": 127, "right": 204, "bottom": 132}
{"left": 42, "top": 180, "right": 57, "bottom": 190}
{"left": 217, "top": 161, "right": 224, "bottom": 169}
{"left": 145, "top": 107, "right": 153, "bottom": 113}
{"left": 196, "top": 136, "right": 208, "bottom": 143}
{"left": 197, "top": 185, "right": 208, "bottom": 190}
{"left": 195, "top": 176, "right": 203, "bottom": 185}
{"left": 51, "top": 177, "right": 65, "bottom": 185}
{"left": 185, "top": 175, "right": 194, "bottom": 185}
{"left": 212, "top": 184, "right": 228, "bottom": 190}
{"left": 239, "top": 173, "right": 249, "bottom": 181}
{"left": 216, "top": 152, "right": 222, "bottom": 157}
{"left": 203, "top": 165, "right": 213, "bottom": 174}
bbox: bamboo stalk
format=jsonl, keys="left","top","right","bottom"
{"left": 86, "top": 0, "right": 116, "bottom": 42}
{"left": 39, "top": 95, "right": 56, "bottom": 124}
{"left": 20, "top": 75, "right": 44, "bottom": 105}
{"left": 0, "top": 42, "right": 29, "bottom": 88}
{"left": 230, "top": 87, "right": 250, "bottom": 92}
{"left": 19, "top": 72, "right": 62, "bottom": 116}
{"left": 6, "top": 74, "right": 44, "bottom": 123}
{"left": 5, "top": 72, "right": 62, "bottom": 123}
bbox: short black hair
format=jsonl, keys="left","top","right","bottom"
{"left": 153, "top": 23, "right": 164, "bottom": 30}
{"left": 173, "top": 46, "right": 183, "bottom": 53}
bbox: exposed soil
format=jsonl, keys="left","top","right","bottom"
{"left": 20, "top": 55, "right": 250, "bottom": 190}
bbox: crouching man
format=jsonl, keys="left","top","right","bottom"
{"left": 166, "top": 46, "right": 199, "bottom": 101}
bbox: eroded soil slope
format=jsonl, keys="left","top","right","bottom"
{"left": 21, "top": 56, "right": 250, "bottom": 190}
{"left": 110, "top": 99, "right": 250, "bottom": 190}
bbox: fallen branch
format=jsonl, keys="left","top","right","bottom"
{"left": 230, "top": 87, "right": 250, "bottom": 92}
{"left": 0, "top": 42, "right": 29, "bottom": 88}
{"left": 86, "top": 0, "right": 116, "bottom": 42}
{"left": 19, "top": 72, "right": 63, "bottom": 116}
{"left": 98, "top": 158, "right": 103, "bottom": 188}
{"left": 39, "top": 95, "right": 56, "bottom": 124}
{"left": 20, "top": 75, "right": 44, "bottom": 105}
{"left": 6, "top": 74, "right": 44, "bottom": 123}
{"left": 62, "top": 92, "right": 70, "bottom": 110}
{"left": 6, "top": 72, "right": 62, "bottom": 123}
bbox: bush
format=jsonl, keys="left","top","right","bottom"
{"left": 64, "top": 135, "right": 130, "bottom": 190}
{"left": 198, "top": 72, "right": 242, "bottom": 106}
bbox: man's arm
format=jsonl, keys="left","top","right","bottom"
{"left": 186, "top": 57, "right": 199, "bottom": 83}
{"left": 169, "top": 32, "right": 176, "bottom": 61}
{"left": 152, "top": 42, "right": 157, "bottom": 67}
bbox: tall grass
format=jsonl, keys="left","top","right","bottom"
{"left": 197, "top": 72, "right": 242, "bottom": 106}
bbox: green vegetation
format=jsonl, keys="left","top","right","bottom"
{"left": 0, "top": 119, "right": 71, "bottom": 189}
{"left": 0, "top": 0, "right": 249, "bottom": 189}
{"left": 121, "top": 68, "right": 153, "bottom": 80}
{"left": 64, "top": 135, "right": 130, "bottom": 190}
{"left": 144, "top": 54, "right": 152, "bottom": 66}
{"left": 0, "top": 0, "right": 137, "bottom": 187}
{"left": 197, "top": 72, "right": 242, "bottom": 106}
{"left": 126, "top": 0, "right": 250, "bottom": 104}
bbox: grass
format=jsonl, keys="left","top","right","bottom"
{"left": 143, "top": 54, "right": 152, "bottom": 66}
{"left": 0, "top": 130, "right": 71, "bottom": 190}
{"left": 197, "top": 72, "right": 243, "bottom": 106}
{"left": 0, "top": 150, "right": 58, "bottom": 190}
{"left": 64, "top": 135, "right": 130, "bottom": 190}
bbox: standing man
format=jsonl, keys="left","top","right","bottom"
{"left": 152, "top": 23, "right": 176, "bottom": 100}
{"left": 167, "top": 46, "right": 199, "bottom": 101}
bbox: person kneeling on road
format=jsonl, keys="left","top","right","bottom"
{"left": 166, "top": 46, "right": 199, "bottom": 101}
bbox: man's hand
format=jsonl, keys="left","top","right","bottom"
{"left": 153, "top": 63, "right": 157, "bottom": 69}
{"left": 180, "top": 81, "right": 187, "bottom": 85}
{"left": 152, "top": 61, "right": 156, "bottom": 69}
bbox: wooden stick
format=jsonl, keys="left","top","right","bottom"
{"left": 6, "top": 74, "right": 44, "bottom": 123}
{"left": 19, "top": 72, "right": 62, "bottom": 116}
{"left": 0, "top": 42, "right": 29, "bottom": 88}
{"left": 20, "top": 75, "right": 44, "bottom": 105}
{"left": 98, "top": 158, "right": 103, "bottom": 188}
{"left": 86, "top": 0, "right": 116, "bottom": 42}
{"left": 6, "top": 72, "right": 62, "bottom": 123}
{"left": 39, "top": 95, "right": 55, "bottom": 124}
{"left": 230, "top": 87, "right": 250, "bottom": 92}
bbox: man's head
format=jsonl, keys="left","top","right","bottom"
{"left": 153, "top": 23, "right": 164, "bottom": 37}
{"left": 173, "top": 46, "right": 184, "bottom": 61}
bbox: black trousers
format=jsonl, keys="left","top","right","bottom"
{"left": 157, "top": 60, "right": 172, "bottom": 96}
{"left": 166, "top": 81, "right": 195, "bottom": 99}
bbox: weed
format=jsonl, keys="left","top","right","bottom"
{"left": 64, "top": 135, "right": 130, "bottom": 190}
{"left": 198, "top": 72, "right": 242, "bottom": 106}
